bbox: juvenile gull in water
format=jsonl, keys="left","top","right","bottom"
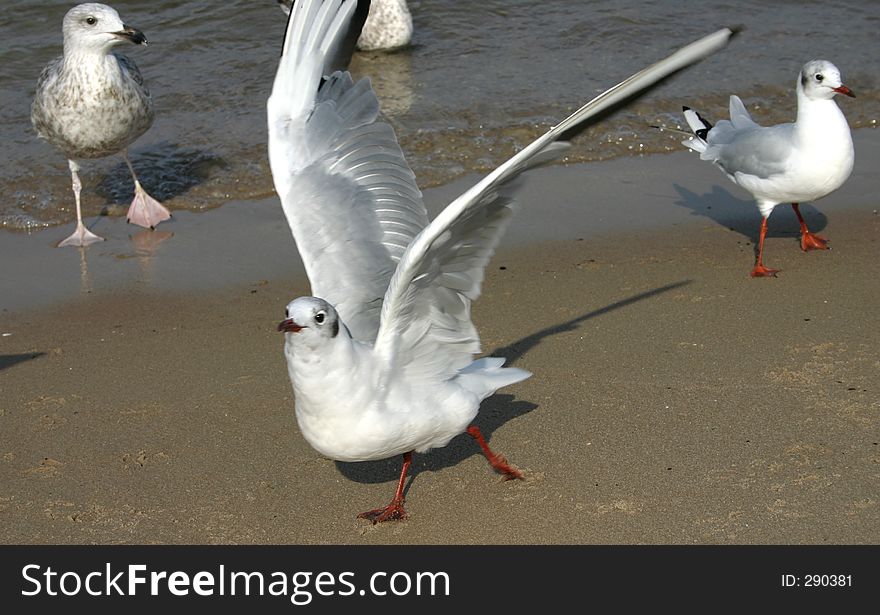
{"left": 277, "top": 0, "right": 412, "bottom": 51}
{"left": 31, "top": 3, "right": 171, "bottom": 247}
{"left": 681, "top": 60, "right": 855, "bottom": 277}
{"left": 270, "top": 0, "right": 735, "bottom": 522}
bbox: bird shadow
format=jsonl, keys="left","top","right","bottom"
{"left": 489, "top": 279, "right": 692, "bottom": 368}
{"left": 0, "top": 352, "right": 46, "bottom": 371}
{"left": 672, "top": 183, "right": 828, "bottom": 257}
{"left": 335, "top": 280, "right": 691, "bottom": 493}
{"left": 96, "top": 142, "right": 226, "bottom": 205}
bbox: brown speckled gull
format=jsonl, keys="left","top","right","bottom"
{"left": 31, "top": 3, "right": 170, "bottom": 247}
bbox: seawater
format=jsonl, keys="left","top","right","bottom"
{"left": 1, "top": 0, "right": 876, "bottom": 231}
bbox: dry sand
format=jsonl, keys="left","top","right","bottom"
{"left": 1, "top": 131, "right": 878, "bottom": 545}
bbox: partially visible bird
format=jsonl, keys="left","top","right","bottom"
{"left": 31, "top": 3, "right": 171, "bottom": 248}
{"left": 277, "top": 0, "right": 412, "bottom": 51}
{"left": 270, "top": 0, "right": 735, "bottom": 522}
{"left": 681, "top": 60, "right": 855, "bottom": 277}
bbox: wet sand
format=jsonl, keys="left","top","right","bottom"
{"left": 1, "top": 131, "right": 878, "bottom": 544}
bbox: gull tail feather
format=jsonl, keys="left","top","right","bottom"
{"left": 456, "top": 357, "right": 531, "bottom": 402}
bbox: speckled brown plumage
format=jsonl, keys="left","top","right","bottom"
{"left": 32, "top": 52, "right": 153, "bottom": 160}
{"left": 31, "top": 3, "right": 170, "bottom": 246}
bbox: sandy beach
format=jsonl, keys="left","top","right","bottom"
{"left": 1, "top": 130, "right": 878, "bottom": 545}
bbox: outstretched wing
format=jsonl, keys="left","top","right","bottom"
{"left": 372, "top": 27, "right": 737, "bottom": 383}
{"left": 267, "top": 0, "right": 427, "bottom": 342}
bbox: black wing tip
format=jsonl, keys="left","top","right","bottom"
{"left": 682, "top": 106, "right": 713, "bottom": 139}
{"left": 279, "top": 0, "right": 294, "bottom": 57}
{"left": 329, "top": 0, "right": 371, "bottom": 73}
{"left": 695, "top": 110, "right": 713, "bottom": 130}
{"left": 278, "top": 0, "right": 371, "bottom": 67}
{"left": 727, "top": 24, "right": 745, "bottom": 37}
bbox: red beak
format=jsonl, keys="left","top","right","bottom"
{"left": 833, "top": 85, "right": 855, "bottom": 98}
{"left": 277, "top": 318, "right": 303, "bottom": 333}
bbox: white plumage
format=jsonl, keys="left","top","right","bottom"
{"left": 269, "top": 0, "right": 735, "bottom": 521}
{"left": 682, "top": 60, "right": 855, "bottom": 276}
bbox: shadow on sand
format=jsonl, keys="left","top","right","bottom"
{"left": 672, "top": 183, "right": 828, "bottom": 258}
{"left": 335, "top": 280, "right": 692, "bottom": 497}
{"left": 0, "top": 352, "right": 46, "bottom": 371}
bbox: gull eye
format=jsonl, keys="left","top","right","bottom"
{"left": 85, "top": 16, "right": 97, "bottom": 26}
{"left": 285, "top": 308, "right": 289, "bottom": 318}
{"left": 815, "top": 73, "right": 824, "bottom": 82}
{"left": 315, "top": 311, "right": 326, "bottom": 325}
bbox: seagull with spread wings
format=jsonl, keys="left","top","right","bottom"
{"left": 268, "top": 0, "right": 735, "bottom": 522}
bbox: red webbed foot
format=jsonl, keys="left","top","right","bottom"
{"left": 358, "top": 498, "right": 407, "bottom": 524}
{"left": 800, "top": 232, "right": 829, "bottom": 251}
{"left": 358, "top": 452, "right": 412, "bottom": 524}
{"left": 750, "top": 264, "right": 780, "bottom": 278}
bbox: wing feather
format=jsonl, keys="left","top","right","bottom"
{"left": 709, "top": 124, "right": 794, "bottom": 180}
{"left": 702, "top": 97, "right": 793, "bottom": 180}
{"left": 373, "top": 27, "right": 738, "bottom": 382}
{"left": 728, "top": 94, "right": 758, "bottom": 129}
{"left": 267, "top": 0, "right": 428, "bottom": 342}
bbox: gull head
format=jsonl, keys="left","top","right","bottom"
{"left": 277, "top": 297, "right": 341, "bottom": 341}
{"left": 62, "top": 3, "right": 147, "bottom": 55}
{"left": 799, "top": 60, "right": 855, "bottom": 100}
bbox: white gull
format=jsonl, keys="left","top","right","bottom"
{"left": 269, "top": 0, "right": 735, "bottom": 522}
{"left": 681, "top": 60, "right": 855, "bottom": 277}
{"left": 31, "top": 3, "right": 171, "bottom": 248}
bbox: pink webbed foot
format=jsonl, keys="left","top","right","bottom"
{"left": 127, "top": 181, "right": 171, "bottom": 229}
{"left": 357, "top": 497, "right": 408, "bottom": 524}
{"left": 750, "top": 264, "right": 781, "bottom": 278}
{"left": 800, "top": 232, "right": 829, "bottom": 252}
{"left": 58, "top": 221, "right": 104, "bottom": 248}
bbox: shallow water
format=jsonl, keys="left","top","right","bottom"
{"left": 1, "top": 0, "right": 877, "bottom": 231}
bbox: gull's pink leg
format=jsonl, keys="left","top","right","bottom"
{"left": 791, "top": 203, "right": 829, "bottom": 251}
{"left": 58, "top": 159, "right": 103, "bottom": 248}
{"left": 123, "top": 152, "right": 171, "bottom": 229}
{"left": 358, "top": 451, "right": 412, "bottom": 523}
